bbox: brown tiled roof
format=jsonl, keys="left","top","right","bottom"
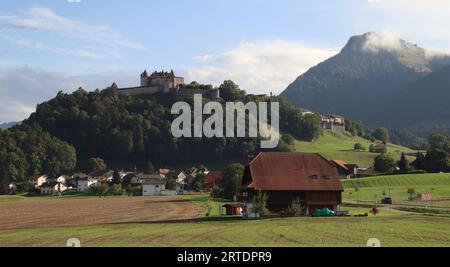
{"left": 159, "top": 169, "right": 171, "bottom": 175}
{"left": 331, "top": 160, "right": 349, "bottom": 171}
{"left": 204, "top": 171, "right": 222, "bottom": 186}
{"left": 243, "top": 152, "right": 343, "bottom": 191}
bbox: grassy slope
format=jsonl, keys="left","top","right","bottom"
{"left": 342, "top": 173, "right": 450, "bottom": 203}
{"left": 295, "top": 130, "right": 416, "bottom": 167}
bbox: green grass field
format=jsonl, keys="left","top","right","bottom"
{"left": 342, "top": 173, "right": 450, "bottom": 205}
{"left": 0, "top": 206, "right": 449, "bottom": 247}
{"left": 295, "top": 130, "right": 416, "bottom": 167}
{"left": 0, "top": 192, "right": 449, "bottom": 246}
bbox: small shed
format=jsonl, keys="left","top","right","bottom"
{"left": 222, "top": 203, "right": 243, "bottom": 216}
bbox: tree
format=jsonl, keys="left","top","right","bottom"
{"left": 251, "top": 190, "right": 269, "bottom": 217}
{"left": 429, "top": 133, "right": 450, "bottom": 151}
{"left": 354, "top": 143, "right": 365, "bottom": 151}
{"left": 412, "top": 152, "right": 425, "bottom": 170}
{"left": 423, "top": 149, "right": 449, "bottom": 173}
{"left": 145, "top": 161, "right": 155, "bottom": 174}
{"left": 219, "top": 163, "right": 244, "bottom": 199}
{"left": 88, "top": 157, "right": 107, "bottom": 173}
{"left": 372, "top": 128, "right": 390, "bottom": 143}
{"left": 95, "top": 183, "right": 109, "bottom": 197}
{"left": 112, "top": 170, "right": 121, "bottom": 184}
{"left": 218, "top": 80, "right": 245, "bottom": 101}
{"left": 373, "top": 154, "right": 396, "bottom": 173}
{"left": 275, "top": 134, "right": 296, "bottom": 152}
{"left": 397, "top": 153, "right": 410, "bottom": 172}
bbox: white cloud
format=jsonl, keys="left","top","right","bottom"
{"left": 0, "top": 7, "right": 143, "bottom": 58}
{"left": 362, "top": 31, "right": 404, "bottom": 52}
{"left": 2, "top": 36, "right": 119, "bottom": 59}
{"left": 182, "top": 40, "right": 338, "bottom": 95}
{"left": 67, "top": 0, "right": 82, "bottom": 3}
{"left": 0, "top": 67, "right": 136, "bottom": 123}
{"left": 365, "top": 0, "right": 450, "bottom": 50}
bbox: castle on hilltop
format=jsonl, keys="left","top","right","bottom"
{"left": 117, "top": 70, "right": 220, "bottom": 98}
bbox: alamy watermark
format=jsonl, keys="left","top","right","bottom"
{"left": 171, "top": 94, "right": 279, "bottom": 149}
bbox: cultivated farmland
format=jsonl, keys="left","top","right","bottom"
{"left": 0, "top": 196, "right": 202, "bottom": 230}
{"left": 0, "top": 194, "right": 449, "bottom": 247}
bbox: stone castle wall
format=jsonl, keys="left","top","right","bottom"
{"left": 118, "top": 86, "right": 162, "bottom": 96}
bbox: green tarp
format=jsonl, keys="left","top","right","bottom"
{"left": 313, "top": 208, "right": 336, "bottom": 217}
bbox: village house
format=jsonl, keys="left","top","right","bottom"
{"left": 121, "top": 173, "right": 143, "bottom": 186}
{"left": 72, "top": 173, "right": 98, "bottom": 192}
{"left": 175, "top": 171, "right": 187, "bottom": 189}
{"left": 89, "top": 170, "right": 114, "bottom": 183}
{"left": 372, "top": 143, "right": 386, "bottom": 153}
{"left": 204, "top": 171, "right": 222, "bottom": 189}
{"left": 321, "top": 114, "right": 346, "bottom": 132}
{"left": 26, "top": 174, "right": 47, "bottom": 187}
{"left": 241, "top": 152, "right": 343, "bottom": 216}
{"left": 331, "top": 160, "right": 359, "bottom": 179}
{"left": 40, "top": 181, "right": 68, "bottom": 195}
{"left": 158, "top": 168, "right": 171, "bottom": 177}
{"left": 142, "top": 176, "right": 167, "bottom": 196}
{"left": 47, "top": 175, "right": 69, "bottom": 184}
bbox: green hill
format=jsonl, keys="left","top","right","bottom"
{"left": 294, "top": 130, "right": 416, "bottom": 167}
{"left": 342, "top": 173, "right": 450, "bottom": 203}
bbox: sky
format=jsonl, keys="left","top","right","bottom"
{"left": 1, "top": 0, "right": 450, "bottom": 123}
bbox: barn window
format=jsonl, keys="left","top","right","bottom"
{"left": 323, "top": 175, "right": 332, "bottom": 180}
{"left": 310, "top": 175, "right": 318, "bottom": 180}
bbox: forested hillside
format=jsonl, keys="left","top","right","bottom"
{"left": 0, "top": 80, "right": 324, "bottom": 189}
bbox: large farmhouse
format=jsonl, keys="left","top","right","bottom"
{"left": 241, "top": 152, "right": 343, "bottom": 216}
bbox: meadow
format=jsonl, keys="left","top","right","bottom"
{"left": 0, "top": 192, "right": 449, "bottom": 247}
{"left": 0, "top": 205, "right": 448, "bottom": 247}
{"left": 341, "top": 173, "right": 450, "bottom": 205}
{"left": 295, "top": 130, "right": 416, "bottom": 167}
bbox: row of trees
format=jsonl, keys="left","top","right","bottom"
{"left": 373, "top": 150, "right": 450, "bottom": 173}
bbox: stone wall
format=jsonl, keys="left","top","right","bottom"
{"left": 118, "top": 86, "right": 162, "bottom": 96}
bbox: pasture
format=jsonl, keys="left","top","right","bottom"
{"left": 342, "top": 173, "right": 450, "bottom": 206}
{"left": 295, "top": 130, "right": 415, "bottom": 167}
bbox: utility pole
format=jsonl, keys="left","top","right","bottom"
{"left": 431, "top": 188, "right": 434, "bottom": 210}
{"left": 355, "top": 182, "right": 360, "bottom": 207}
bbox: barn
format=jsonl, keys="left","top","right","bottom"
{"left": 241, "top": 152, "right": 343, "bottom": 216}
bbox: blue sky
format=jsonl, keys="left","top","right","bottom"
{"left": 1, "top": 0, "right": 450, "bottom": 122}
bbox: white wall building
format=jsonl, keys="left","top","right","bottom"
{"left": 76, "top": 177, "right": 98, "bottom": 192}
{"left": 142, "top": 178, "right": 166, "bottom": 196}
{"left": 40, "top": 182, "right": 68, "bottom": 195}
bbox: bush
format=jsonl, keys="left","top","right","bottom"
{"left": 374, "top": 154, "right": 396, "bottom": 173}
{"left": 108, "top": 184, "right": 124, "bottom": 196}
{"left": 353, "top": 143, "right": 366, "bottom": 151}
{"left": 283, "top": 198, "right": 305, "bottom": 216}
{"left": 251, "top": 190, "right": 269, "bottom": 217}
{"left": 94, "top": 183, "right": 109, "bottom": 197}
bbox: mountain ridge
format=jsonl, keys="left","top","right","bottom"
{"left": 281, "top": 32, "right": 450, "bottom": 128}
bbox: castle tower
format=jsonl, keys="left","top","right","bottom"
{"left": 140, "top": 70, "right": 149, "bottom": 86}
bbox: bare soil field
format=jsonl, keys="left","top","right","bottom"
{"left": 0, "top": 196, "right": 203, "bottom": 230}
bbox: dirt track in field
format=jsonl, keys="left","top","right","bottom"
{"left": 0, "top": 196, "right": 203, "bottom": 230}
